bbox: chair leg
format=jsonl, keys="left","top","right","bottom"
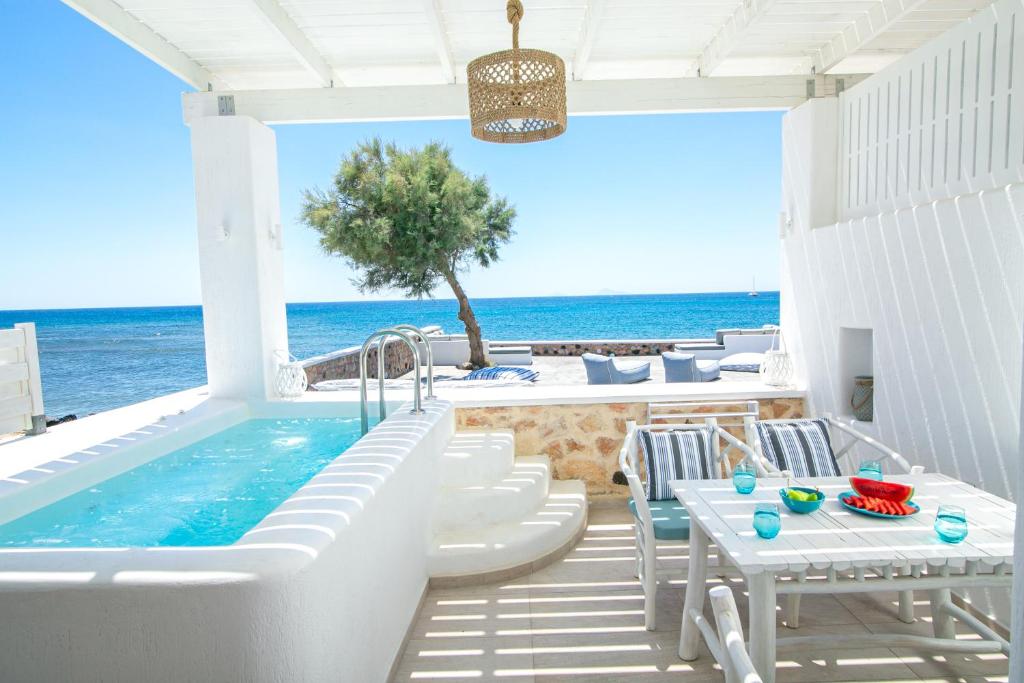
{"left": 783, "top": 593, "right": 801, "bottom": 629}
{"left": 643, "top": 549, "right": 658, "bottom": 630}
{"left": 644, "top": 579, "right": 657, "bottom": 631}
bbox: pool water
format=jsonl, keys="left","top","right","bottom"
{"left": 0, "top": 417, "right": 368, "bottom": 548}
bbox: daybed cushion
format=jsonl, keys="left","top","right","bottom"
{"left": 695, "top": 359, "right": 720, "bottom": 382}
{"left": 755, "top": 419, "right": 840, "bottom": 478}
{"left": 464, "top": 366, "right": 539, "bottom": 382}
{"left": 628, "top": 498, "right": 690, "bottom": 540}
{"left": 719, "top": 352, "right": 764, "bottom": 373}
{"left": 637, "top": 427, "right": 716, "bottom": 500}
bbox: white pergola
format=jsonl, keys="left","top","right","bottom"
{"left": 67, "top": 0, "right": 993, "bottom": 121}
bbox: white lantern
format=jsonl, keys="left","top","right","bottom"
{"left": 759, "top": 326, "right": 794, "bottom": 387}
{"left": 275, "top": 352, "right": 308, "bottom": 398}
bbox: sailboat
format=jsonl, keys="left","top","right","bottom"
{"left": 748, "top": 277, "right": 759, "bottom": 297}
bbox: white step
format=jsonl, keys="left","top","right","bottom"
{"left": 434, "top": 456, "right": 551, "bottom": 532}
{"left": 428, "top": 480, "right": 588, "bottom": 580}
{"left": 439, "top": 431, "right": 515, "bottom": 487}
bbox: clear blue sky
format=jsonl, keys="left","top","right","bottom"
{"left": 0, "top": 2, "right": 783, "bottom": 311}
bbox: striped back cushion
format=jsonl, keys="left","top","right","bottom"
{"left": 638, "top": 427, "right": 717, "bottom": 501}
{"left": 755, "top": 419, "right": 840, "bottom": 478}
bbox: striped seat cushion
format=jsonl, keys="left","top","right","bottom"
{"left": 755, "top": 419, "right": 840, "bottom": 478}
{"left": 637, "top": 427, "right": 717, "bottom": 501}
{"left": 463, "top": 366, "right": 539, "bottom": 382}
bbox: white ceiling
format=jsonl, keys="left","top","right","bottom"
{"left": 65, "top": 0, "right": 996, "bottom": 91}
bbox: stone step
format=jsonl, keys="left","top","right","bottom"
{"left": 439, "top": 430, "right": 515, "bottom": 488}
{"left": 428, "top": 480, "right": 588, "bottom": 584}
{"left": 434, "top": 456, "right": 551, "bottom": 532}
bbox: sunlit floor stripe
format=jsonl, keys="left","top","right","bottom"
{"left": 497, "top": 594, "right": 643, "bottom": 604}
{"left": 493, "top": 664, "right": 698, "bottom": 676}
{"left": 494, "top": 644, "right": 652, "bottom": 655}
{"left": 497, "top": 625, "right": 647, "bottom": 636}
{"left": 500, "top": 609, "right": 644, "bottom": 619}
{"left": 408, "top": 670, "right": 483, "bottom": 679}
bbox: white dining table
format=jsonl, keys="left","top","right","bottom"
{"left": 671, "top": 473, "right": 1015, "bottom": 683}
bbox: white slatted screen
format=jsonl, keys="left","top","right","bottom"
{"left": 839, "top": 0, "right": 1024, "bottom": 220}
{"left": 0, "top": 323, "right": 45, "bottom": 435}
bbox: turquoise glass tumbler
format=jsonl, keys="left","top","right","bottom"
{"left": 733, "top": 462, "right": 757, "bottom": 494}
{"left": 857, "top": 459, "right": 884, "bottom": 481}
{"left": 753, "top": 502, "right": 781, "bottom": 539}
{"left": 934, "top": 504, "right": 968, "bottom": 543}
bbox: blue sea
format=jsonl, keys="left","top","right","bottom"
{"left": 0, "top": 292, "right": 778, "bottom": 418}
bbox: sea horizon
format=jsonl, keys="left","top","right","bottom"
{"left": 0, "top": 291, "right": 780, "bottom": 418}
{"left": 0, "top": 289, "right": 780, "bottom": 314}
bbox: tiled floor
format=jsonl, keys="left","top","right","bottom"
{"left": 393, "top": 503, "right": 1009, "bottom": 682}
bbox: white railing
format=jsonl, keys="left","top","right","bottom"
{"left": 0, "top": 323, "right": 45, "bottom": 435}
{"left": 838, "top": 0, "right": 1024, "bottom": 220}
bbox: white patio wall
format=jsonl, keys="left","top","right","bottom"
{"left": 781, "top": 0, "right": 1024, "bottom": 628}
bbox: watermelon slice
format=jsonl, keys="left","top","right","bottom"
{"left": 843, "top": 493, "right": 916, "bottom": 516}
{"left": 850, "top": 477, "right": 914, "bottom": 503}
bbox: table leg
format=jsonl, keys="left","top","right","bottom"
{"left": 928, "top": 588, "right": 956, "bottom": 639}
{"left": 784, "top": 593, "right": 801, "bottom": 629}
{"left": 748, "top": 572, "right": 777, "bottom": 683}
{"left": 678, "top": 522, "right": 709, "bottom": 660}
{"left": 898, "top": 566, "right": 916, "bottom": 623}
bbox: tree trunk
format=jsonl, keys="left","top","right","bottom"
{"left": 441, "top": 266, "right": 487, "bottom": 368}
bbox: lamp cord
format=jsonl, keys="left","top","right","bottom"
{"left": 507, "top": 0, "right": 523, "bottom": 49}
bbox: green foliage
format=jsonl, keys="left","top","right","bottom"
{"left": 301, "top": 139, "right": 515, "bottom": 298}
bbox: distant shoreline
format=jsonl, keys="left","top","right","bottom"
{"left": 0, "top": 290, "right": 781, "bottom": 314}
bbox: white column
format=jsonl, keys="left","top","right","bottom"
{"left": 188, "top": 115, "right": 288, "bottom": 401}
{"left": 778, "top": 97, "right": 840, "bottom": 390}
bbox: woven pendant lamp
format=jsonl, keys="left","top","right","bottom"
{"left": 467, "top": 0, "right": 567, "bottom": 143}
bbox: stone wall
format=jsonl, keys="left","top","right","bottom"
{"left": 303, "top": 342, "right": 417, "bottom": 385}
{"left": 455, "top": 397, "right": 806, "bottom": 497}
{"left": 302, "top": 327, "right": 439, "bottom": 385}
{"left": 508, "top": 340, "right": 701, "bottom": 357}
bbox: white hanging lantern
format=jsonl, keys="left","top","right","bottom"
{"left": 274, "top": 351, "right": 308, "bottom": 398}
{"left": 759, "top": 326, "right": 794, "bottom": 387}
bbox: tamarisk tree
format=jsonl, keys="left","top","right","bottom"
{"left": 301, "top": 139, "right": 515, "bottom": 368}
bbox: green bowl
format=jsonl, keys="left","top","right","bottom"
{"left": 779, "top": 487, "right": 825, "bottom": 514}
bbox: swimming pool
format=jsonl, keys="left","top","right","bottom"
{"left": 0, "top": 395, "right": 455, "bottom": 682}
{"left": 0, "top": 417, "right": 371, "bottom": 547}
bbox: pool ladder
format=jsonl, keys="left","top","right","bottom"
{"left": 359, "top": 324, "right": 435, "bottom": 435}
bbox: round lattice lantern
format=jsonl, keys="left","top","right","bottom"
{"left": 467, "top": 0, "right": 566, "bottom": 144}
{"left": 275, "top": 352, "right": 308, "bottom": 398}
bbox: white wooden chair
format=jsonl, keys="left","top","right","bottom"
{"left": 618, "top": 401, "right": 776, "bottom": 630}
{"left": 751, "top": 415, "right": 924, "bottom": 627}
{"left": 708, "top": 586, "right": 763, "bottom": 683}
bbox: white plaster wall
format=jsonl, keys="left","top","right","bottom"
{"left": 781, "top": 101, "right": 1024, "bottom": 624}
{"left": 0, "top": 399, "right": 454, "bottom": 682}
{"left": 190, "top": 115, "right": 288, "bottom": 401}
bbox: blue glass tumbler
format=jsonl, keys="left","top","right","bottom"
{"left": 733, "top": 462, "right": 757, "bottom": 494}
{"left": 753, "top": 502, "right": 782, "bottom": 539}
{"left": 934, "top": 504, "right": 968, "bottom": 543}
{"left": 857, "top": 459, "right": 884, "bottom": 481}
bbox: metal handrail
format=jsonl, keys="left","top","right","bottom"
{"left": 392, "top": 324, "right": 435, "bottom": 399}
{"left": 359, "top": 328, "right": 424, "bottom": 435}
